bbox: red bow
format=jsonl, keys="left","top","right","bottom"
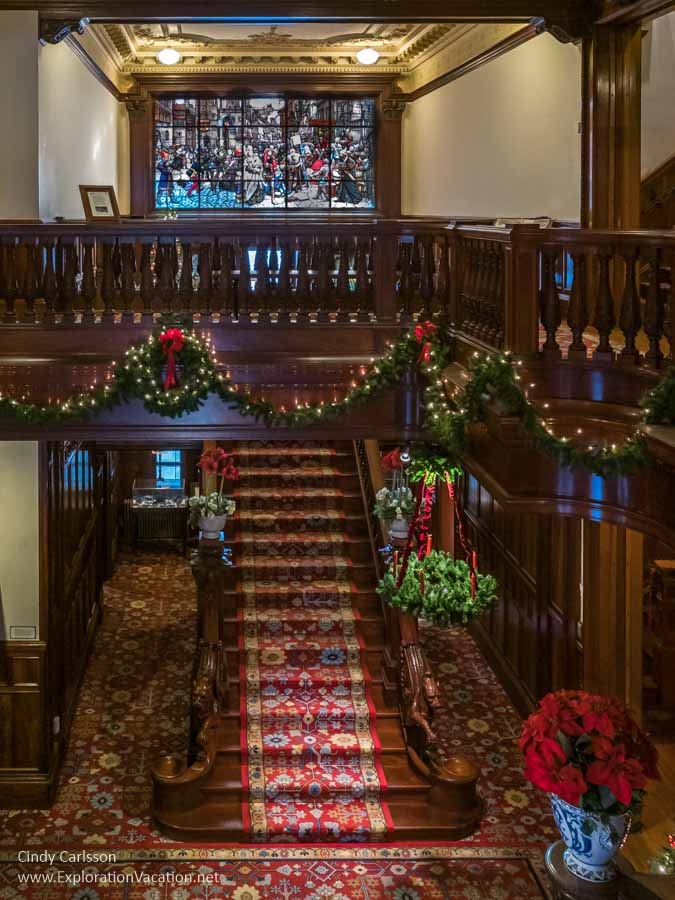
{"left": 159, "top": 328, "right": 185, "bottom": 391}
{"left": 381, "top": 448, "right": 403, "bottom": 471}
{"left": 415, "top": 320, "right": 437, "bottom": 364}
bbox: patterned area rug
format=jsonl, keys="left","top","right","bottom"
{"left": 0, "top": 851, "right": 549, "bottom": 898}
{"left": 236, "top": 445, "right": 393, "bottom": 841}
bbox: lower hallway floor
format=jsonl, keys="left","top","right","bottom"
{"left": 0, "top": 550, "right": 672, "bottom": 897}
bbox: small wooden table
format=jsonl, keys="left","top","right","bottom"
{"left": 545, "top": 842, "right": 671, "bottom": 900}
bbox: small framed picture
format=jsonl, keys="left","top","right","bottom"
{"left": 79, "top": 185, "right": 121, "bottom": 222}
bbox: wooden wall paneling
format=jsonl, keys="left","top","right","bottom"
{"left": 582, "top": 521, "right": 644, "bottom": 712}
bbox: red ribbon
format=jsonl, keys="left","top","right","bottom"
{"left": 159, "top": 328, "right": 185, "bottom": 391}
{"left": 415, "top": 320, "right": 437, "bottom": 364}
{"left": 446, "top": 471, "right": 478, "bottom": 597}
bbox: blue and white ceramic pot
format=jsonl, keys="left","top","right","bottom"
{"left": 550, "top": 794, "right": 630, "bottom": 883}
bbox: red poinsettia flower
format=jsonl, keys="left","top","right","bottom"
{"left": 381, "top": 448, "right": 403, "bottom": 471}
{"left": 524, "top": 750, "right": 588, "bottom": 807}
{"left": 586, "top": 741, "right": 647, "bottom": 806}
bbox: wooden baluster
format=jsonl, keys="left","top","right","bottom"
{"left": 268, "top": 237, "right": 279, "bottom": 303}
{"left": 478, "top": 245, "right": 493, "bottom": 341}
{"left": 355, "top": 239, "right": 369, "bottom": 315}
{"left": 100, "top": 241, "right": 116, "bottom": 322}
{"left": 494, "top": 245, "right": 506, "bottom": 348}
{"left": 139, "top": 242, "right": 154, "bottom": 320}
{"left": 157, "top": 242, "right": 175, "bottom": 317}
{"left": 59, "top": 240, "right": 78, "bottom": 323}
{"left": 81, "top": 241, "right": 97, "bottom": 323}
{"left": 42, "top": 241, "right": 58, "bottom": 323}
{"left": 398, "top": 243, "right": 412, "bottom": 316}
{"left": 238, "top": 242, "right": 252, "bottom": 320}
{"left": 667, "top": 247, "right": 674, "bottom": 364}
{"left": 296, "top": 240, "right": 311, "bottom": 315}
{"left": 179, "top": 241, "right": 193, "bottom": 315}
{"left": 254, "top": 242, "right": 269, "bottom": 314}
{"left": 644, "top": 249, "right": 665, "bottom": 368}
{"left": 461, "top": 241, "right": 475, "bottom": 336}
{"left": 593, "top": 250, "right": 616, "bottom": 359}
{"left": 315, "top": 242, "right": 332, "bottom": 318}
{"left": 567, "top": 252, "right": 589, "bottom": 360}
{"left": 20, "top": 241, "right": 40, "bottom": 323}
{"left": 419, "top": 236, "right": 435, "bottom": 314}
{"left": 435, "top": 236, "right": 450, "bottom": 316}
{"left": 373, "top": 234, "right": 398, "bottom": 323}
{"left": 411, "top": 237, "right": 421, "bottom": 311}
{"left": 277, "top": 241, "right": 291, "bottom": 318}
{"left": 2, "top": 241, "right": 17, "bottom": 323}
{"left": 119, "top": 242, "right": 136, "bottom": 321}
{"left": 484, "top": 244, "right": 498, "bottom": 346}
{"left": 540, "top": 248, "right": 561, "bottom": 356}
{"left": 619, "top": 248, "right": 641, "bottom": 364}
{"left": 336, "top": 238, "right": 351, "bottom": 315}
{"left": 214, "top": 241, "right": 233, "bottom": 320}
{"left": 112, "top": 240, "right": 122, "bottom": 291}
{"left": 198, "top": 242, "right": 213, "bottom": 319}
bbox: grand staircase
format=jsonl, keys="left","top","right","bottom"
{"left": 153, "top": 440, "right": 480, "bottom": 841}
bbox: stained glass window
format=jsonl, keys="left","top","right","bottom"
{"left": 154, "top": 96, "right": 375, "bottom": 211}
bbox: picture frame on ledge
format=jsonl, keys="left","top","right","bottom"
{"left": 79, "top": 185, "right": 121, "bottom": 223}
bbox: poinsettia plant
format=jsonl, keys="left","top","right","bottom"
{"left": 377, "top": 550, "right": 497, "bottom": 626}
{"left": 520, "top": 690, "right": 660, "bottom": 820}
{"left": 189, "top": 447, "right": 239, "bottom": 527}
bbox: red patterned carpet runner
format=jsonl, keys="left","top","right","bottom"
{"left": 234, "top": 442, "right": 393, "bottom": 841}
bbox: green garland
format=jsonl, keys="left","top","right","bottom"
{"left": 0, "top": 323, "right": 673, "bottom": 479}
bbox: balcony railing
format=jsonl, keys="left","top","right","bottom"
{"left": 0, "top": 218, "right": 672, "bottom": 370}
{"left": 0, "top": 218, "right": 451, "bottom": 327}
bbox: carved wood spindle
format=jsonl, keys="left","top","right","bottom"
{"left": 435, "top": 237, "right": 450, "bottom": 316}
{"left": 618, "top": 248, "right": 641, "bottom": 364}
{"left": 238, "top": 242, "right": 252, "bottom": 319}
{"left": 253, "top": 242, "right": 269, "bottom": 312}
{"left": 493, "top": 246, "right": 505, "bottom": 348}
{"left": 419, "top": 236, "right": 435, "bottom": 313}
{"left": 112, "top": 240, "right": 122, "bottom": 290}
{"left": 268, "top": 236, "right": 279, "bottom": 300}
{"left": 59, "top": 241, "right": 78, "bottom": 322}
{"left": 411, "top": 237, "right": 422, "bottom": 309}
{"left": 139, "top": 243, "right": 154, "bottom": 320}
{"left": 81, "top": 241, "right": 97, "bottom": 322}
{"left": 644, "top": 249, "right": 665, "bottom": 367}
{"left": 42, "top": 241, "right": 58, "bottom": 323}
{"left": 461, "top": 241, "right": 475, "bottom": 336}
{"left": 314, "top": 242, "right": 332, "bottom": 314}
{"left": 477, "top": 244, "right": 493, "bottom": 341}
{"left": 336, "top": 238, "right": 351, "bottom": 313}
{"left": 483, "top": 245, "right": 498, "bottom": 346}
{"left": 355, "top": 239, "right": 369, "bottom": 313}
{"left": 157, "top": 243, "right": 175, "bottom": 317}
{"left": 198, "top": 242, "right": 213, "bottom": 319}
{"left": 540, "top": 248, "right": 562, "bottom": 355}
{"left": 119, "top": 242, "right": 136, "bottom": 320}
{"left": 20, "top": 242, "right": 39, "bottom": 323}
{"left": 277, "top": 241, "right": 291, "bottom": 315}
{"left": 2, "top": 241, "right": 17, "bottom": 323}
{"left": 214, "top": 241, "right": 233, "bottom": 320}
{"left": 398, "top": 243, "right": 413, "bottom": 316}
{"left": 593, "top": 250, "right": 617, "bottom": 358}
{"left": 100, "top": 241, "right": 116, "bottom": 321}
{"left": 178, "top": 241, "right": 193, "bottom": 313}
{"left": 567, "top": 252, "right": 589, "bottom": 359}
{"left": 296, "top": 240, "right": 311, "bottom": 313}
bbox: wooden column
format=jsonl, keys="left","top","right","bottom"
{"left": 582, "top": 522, "right": 643, "bottom": 716}
{"left": 581, "top": 24, "right": 642, "bottom": 229}
{"left": 377, "top": 88, "right": 405, "bottom": 219}
{"left": 124, "top": 94, "right": 152, "bottom": 218}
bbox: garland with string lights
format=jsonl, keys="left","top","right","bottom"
{"left": 0, "top": 323, "right": 673, "bottom": 479}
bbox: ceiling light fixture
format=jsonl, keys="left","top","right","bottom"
{"left": 356, "top": 47, "right": 380, "bottom": 66}
{"left": 158, "top": 47, "right": 181, "bottom": 66}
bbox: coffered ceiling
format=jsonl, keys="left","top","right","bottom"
{"left": 89, "top": 19, "right": 523, "bottom": 87}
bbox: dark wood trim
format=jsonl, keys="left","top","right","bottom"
{"left": 597, "top": 0, "right": 675, "bottom": 24}
{"left": 134, "top": 73, "right": 398, "bottom": 94}
{"left": 64, "top": 33, "right": 123, "bottom": 101}
{"left": 13, "top": 1, "right": 585, "bottom": 25}
{"left": 405, "top": 22, "right": 542, "bottom": 102}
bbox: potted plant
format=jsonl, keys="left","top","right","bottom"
{"left": 374, "top": 447, "right": 414, "bottom": 541}
{"left": 376, "top": 550, "right": 497, "bottom": 627}
{"left": 520, "top": 690, "right": 661, "bottom": 883}
{"left": 190, "top": 447, "right": 239, "bottom": 539}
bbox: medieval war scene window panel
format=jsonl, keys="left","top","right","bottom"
{"left": 154, "top": 96, "right": 376, "bottom": 210}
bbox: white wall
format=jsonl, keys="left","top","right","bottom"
{"left": 402, "top": 33, "right": 582, "bottom": 221}
{"left": 0, "top": 443, "right": 40, "bottom": 640}
{"left": 0, "top": 12, "right": 39, "bottom": 219}
{"left": 642, "top": 12, "right": 675, "bottom": 177}
{"left": 39, "top": 40, "right": 129, "bottom": 220}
